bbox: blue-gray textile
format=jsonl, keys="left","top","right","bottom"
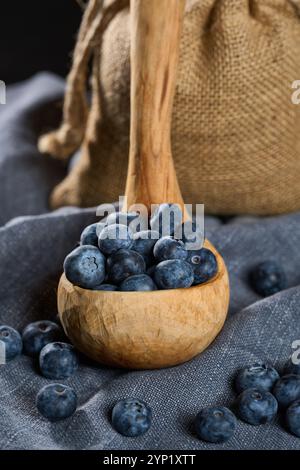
{"left": 0, "top": 74, "right": 300, "bottom": 450}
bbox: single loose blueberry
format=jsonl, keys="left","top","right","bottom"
{"left": 194, "top": 407, "right": 237, "bottom": 443}
{"left": 236, "top": 388, "right": 278, "bottom": 425}
{"left": 92, "top": 284, "right": 118, "bottom": 291}
{"left": 286, "top": 400, "right": 300, "bottom": 437}
{"left": 39, "top": 342, "right": 78, "bottom": 380}
{"left": 107, "top": 249, "right": 146, "bottom": 285}
{"left": 80, "top": 222, "right": 106, "bottom": 247}
{"left": 283, "top": 359, "right": 300, "bottom": 376}
{"left": 273, "top": 374, "right": 300, "bottom": 408}
{"left": 22, "top": 321, "right": 64, "bottom": 356}
{"left": 235, "top": 362, "right": 279, "bottom": 393}
{"left": 249, "top": 260, "right": 286, "bottom": 297}
{"left": 64, "top": 245, "right": 106, "bottom": 289}
{"left": 36, "top": 384, "right": 77, "bottom": 422}
{"left": 120, "top": 274, "right": 157, "bottom": 292}
{"left": 0, "top": 325, "right": 22, "bottom": 361}
{"left": 186, "top": 248, "right": 218, "bottom": 285}
{"left": 98, "top": 223, "right": 132, "bottom": 255}
{"left": 150, "top": 203, "right": 182, "bottom": 237}
{"left": 153, "top": 236, "right": 188, "bottom": 262}
{"left": 111, "top": 398, "right": 152, "bottom": 437}
{"left": 154, "top": 260, "right": 194, "bottom": 289}
{"left": 131, "top": 230, "right": 159, "bottom": 257}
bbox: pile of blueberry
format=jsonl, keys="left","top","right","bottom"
{"left": 0, "top": 320, "right": 151, "bottom": 431}
{"left": 194, "top": 360, "right": 300, "bottom": 443}
{"left": 63, "top": 206, "right": 218, "bottom": 291}
{"left": 1, "top": 323, "right": 300, "bottom": 441}
{"left": 0, "top": 322, "right": 78, "bottom": 421}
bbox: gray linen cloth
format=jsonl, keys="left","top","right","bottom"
{"left": 0, "top": 73, "right": 300, "bottom": 450}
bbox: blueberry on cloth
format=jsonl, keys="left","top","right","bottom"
{"left": 80, "top": 222, "right": 106, "bottom": 247}
{"left": 0, "top": 325, "right": 22, "bottom": 361}
{"left": 249, "top": 260, "right": 286, "bottom": 297}
{"left": 107, "top": 249, "right": 146, "bottom": 285}
{"left": 22, "top": 321, "right": 64, "bottom": 356}
{"left": 186, "top": 247, "right": 218, "bottom": 285}
{"left": 150, "top": 203, "right": 182, "bottom": 237}
{"left": 111, "top": 398, "right": 152, "bottom": 437}
{"left": 39, "top": 342, "right": 78, "bottom": 380}
{"left": 131, "top": 230, "right": 159, "bottom": 257}
{"left": 120, "top": 274, "right": 157, "bottom": 291}
{"left": 98, "top": 223, "right": 132, "bottom": 255}
{"left": 91, "top": 284, "right": 118, "bottom": 291}
{"left": 153, "top": 236, "right": 188, "bottom": 262}
{"left": 236, "top": 388, "right": 278, "bottom": 425}
{"left": 194, "top": 407, "right": 237, "bottom": 443}
{"left": 36, "top": 384, "right": 77, "bottom": 422}
{"left": 286, "top": 400, "right": 300, "bottom": 437}
{"left": 235, "top": 362, "right": 279, "bottom": 393}
{"left": 154, "top": 259, "right": 194, "bottom": 289}
{"left": 64, "top": 245, "right": 106, "bottom": 289}
{"left": 273, "top": 374, "right": 300, "bottom": 408}
{"left": 283, "top": 359, "right": 300, "bottom": 377}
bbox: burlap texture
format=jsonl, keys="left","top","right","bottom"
{"left": 39, "top": 0, "right": 300, "bottom": 215}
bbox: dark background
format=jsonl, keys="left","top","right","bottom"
{"left": 0, "top": 1, "right": 82, "bottom": 84}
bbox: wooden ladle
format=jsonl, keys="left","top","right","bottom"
{"left": 58, "top": 0, "right": 230, "bottom": 369}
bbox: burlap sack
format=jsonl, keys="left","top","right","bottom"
{"left": 38, "top": 0, "right": 300, "bottom": 215}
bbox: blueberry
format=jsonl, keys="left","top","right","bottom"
{"left": 194, "top": 407, "right": 237, "bottom": 443}
{"left": 286, "top": 400, "right": 300, "bottom": 437}
{"left": 235, "top": 362, "right": 279, "bottom": 393}
{"left": 111, "top": 398, "right": 152, "bottom": 437}
{"left": 249, "top": 260, "right": 286, "bottom": 297}
{"left": 0, "top": 325, "right": 22, "bottom": 361}
{"left": 36, "top": 384, "right": 77, "bottom": 422}
{"left": 186, "top": 248, "right": 218, "bottom": 285}
{"left": 236, "top": 388, "right": 278, "bottom": 425}
{"left": 154, "top": 260, "right": 194, "bottom": 289}
{"left": 284, "top": 359, "right": 300, "bottom": 376}
{"left": 150, "top": 203, "right": 182, "bottom": 237}
{"left": 273, "top": 374, "right": 300, "bottom": 408}
{"left": 64, "top": 245, "right": 106, "bottom": 289}
{"left": 153, "top": 236, "right": 188, "bottom": 262}
{"left": 131, "top": 230, "right": 159, "bottom": 257}
{"left": 92, "top": 284, "right": 118, "bottom": 291}
{"left": 120, "top": 274, "right": 157, "bottom": 292}
{"left": 107, "top": 249, "right": 146, "bottom": 285}
{"left": 39, "top": 342, "right": 78, "bottom": 380}
{"left": 80, "top": 222, "right": 106, "bottom": 247}
{"left": 146, "top": 265, "right": 156, "bottom": 278}
{"left": 98, "top": 224, "right": 132, "bottom": 255}
{"left": 141, "top": 253, "right": 156, "bottom": 268}
{"left": 22, "top": 321, "right": 64, "bottom": 356}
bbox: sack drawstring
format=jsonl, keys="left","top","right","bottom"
{"left": 38, "top": 0, "right": 129, "bottom": 159}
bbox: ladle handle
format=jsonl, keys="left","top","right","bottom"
{"left": 124, "top": 0, "right": 186, "bottom": 212}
